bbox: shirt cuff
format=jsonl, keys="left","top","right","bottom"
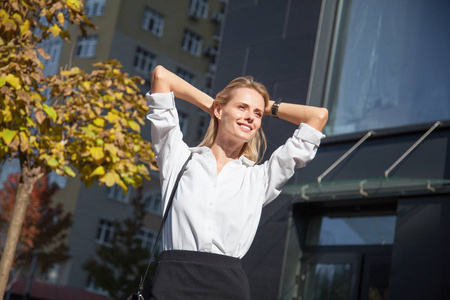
{"left": 295, "top": 123, "right": 326, "bottom": 146}
{"left": 146, "top": 91, "right": 175, "bottom": 109}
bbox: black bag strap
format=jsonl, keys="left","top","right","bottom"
{"left": 135, "top": 152, "right": 193, "bottom": 298}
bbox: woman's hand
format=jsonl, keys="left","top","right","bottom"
{"left": 151, "top": 65, "right": 214, "bottom": 115}
{"left": 265, "top": 100, "right": 328, "bottom": 131}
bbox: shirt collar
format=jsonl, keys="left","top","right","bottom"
{"left": 190, "top": 147, "right": 256, "bottom": 167}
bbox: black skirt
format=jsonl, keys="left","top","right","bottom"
{"left": 149, "top": 250, "right": 251, "bottom": 300}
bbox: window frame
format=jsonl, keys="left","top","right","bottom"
{"left": 85, "top": 0, "right": 106, "bottom": 17}
{"left": 74, "top": 35, "right": 98, "bottom": 58}
{"left": 141, "top": 7, "right": 165, "bottom": 37}
{"left": 95, "top": 219, "right": 116, "bottom": 246}
{"left": 143, "top": 189, "right": 162, "bottom": 215}
{"left": 133, "top": 47, "right": 156, "bottom": 77}
{"left": 182, "top": 29, "right": 203, "bottom": 57}
{"left": 189, "top": 0, "right": 209, "bottom": 19}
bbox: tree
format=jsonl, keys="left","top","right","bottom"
{"left": 0, "top": 173, "right": 72, "bottom": 282}
{"left": 0, "top": 0, "right": 155, "bottom": 296}
{"left": 83, "top": 190, "right": 159, "bottom": 300}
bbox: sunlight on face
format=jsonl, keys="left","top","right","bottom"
{"left": 215, "top": 88, "right": 265, "bottom": 145}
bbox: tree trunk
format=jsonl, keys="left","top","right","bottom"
{"left": 0, "top": 165, "right": 41, "bottom": 300}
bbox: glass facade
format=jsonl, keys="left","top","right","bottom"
{"left": 324, "top": 0, "right": 450, "bottom": 136}
{"left": 306, "top": 215, "right": 396, "bottom": 246}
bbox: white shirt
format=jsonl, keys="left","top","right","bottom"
{"left": 146, "top": 92, "right": 325, "bottom": 258}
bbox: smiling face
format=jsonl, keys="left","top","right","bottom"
{"left": 214, "top": 87, "right": 265, "bottom": 146}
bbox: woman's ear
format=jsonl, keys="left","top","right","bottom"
{"left": 213, "top": 102, "right": 222, "bottom": 120}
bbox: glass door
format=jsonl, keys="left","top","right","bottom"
{"left": 299, "top": 253, "right": 361, "bottom": 300}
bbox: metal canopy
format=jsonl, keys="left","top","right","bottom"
{"left": 283, "top": 177, "right": 450, "bottom": 201}
{"left": 284, "top": 121, "right": 447, "bottom": 201}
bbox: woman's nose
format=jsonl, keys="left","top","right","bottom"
{"left": 244, "top": 111, "right": 254, "bottom": 122}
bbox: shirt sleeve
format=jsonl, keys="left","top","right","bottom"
{"left": 146, "top": 92, "right": 190, "bottom": 177}
{"left": 262, "top": 123, "right": 325, "bottom": 206}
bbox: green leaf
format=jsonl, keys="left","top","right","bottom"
{"left": 1, "top": 129, "right": 18, "bottom": 146}
{"left": 43, "top": 104, "right": 57, "bottom": 121}
{"left": 0, "top": 77, "right": 6, "bottom": 88}
{"left": 47, "top": 158, "right": 59, "bottom": 167}
{"left": 64, "top": 166, "right": 76, "bottom": 177}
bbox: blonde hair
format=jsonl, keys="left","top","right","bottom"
{"left": 198, "top": 76, "right": 269, "bottom": 163}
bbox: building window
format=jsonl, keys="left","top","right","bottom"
{"left": 143, "top": 190, "right": 162, "bottom": 215}
{"left": 141, "top": 7, "right": 164, "bottom": 37}
{"left": 85, "top": 0, "right": 106, "bottom": 17}
{"left": 74, "top": 36, "right": 97, "bottom": 58}
{"left": 197, "top": 111, "right": 210, "bottom": 142}
{"left": 178, "top": 111, "right": 189, "bottom": 135}
{"left": 182, "top": 29, "right": 202, "bottom": 57}
{"left": 319, "top": 0, "right": 450, "bottom": 136}
{"left": 189, "top": 0, "right": 209, "bottom": 19}
{"left": 96, "top": 219, "right": 115, "bottom": 246}
{"left": 306, "top": 215, "right": 397, "bottom": 246}
{"left": 86, "top": 275, "right": 109, "bottom": 295}
{"left": 135, "top": 227, "right": 159, "bottom": 252}
{"left": 133, "top": 47, "right": 156, "bottom": 77}
{"left": 177, "top": 68, "right": 195, "bottom": 84}
{"left": 43, "top": 263, "right": 60, "bottom": 283}
{"left": 106, "top": 185, "right": 130, "bottom": 203}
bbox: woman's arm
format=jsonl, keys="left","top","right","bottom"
{"left": 265, "top": 100, "right": 329, "bottom": 131}
{"left": 151, "top": 65, "right": 214, "bottom": 115}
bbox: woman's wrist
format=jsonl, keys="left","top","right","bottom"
{"left": 271, "top": 98, "right": 282, "bottom": 118}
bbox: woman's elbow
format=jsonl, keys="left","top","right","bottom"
{"left": 311, "top": 108, "right": 329, "bottom": 131}
{"left": 151, "top": 65, "right": 172, "bottom": 93}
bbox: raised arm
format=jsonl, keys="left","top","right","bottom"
{"left": 265, "top": 100, "right": 328, "bottom": 131}
{"left": 151, "top": 65, "right": 214, "bottom": 115}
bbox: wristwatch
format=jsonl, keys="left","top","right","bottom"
{"left": 271, "top": 98, "right": 282, "bottom": 118}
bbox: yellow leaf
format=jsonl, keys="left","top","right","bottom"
{"left": 93, "top": 118, "right": 105, "bottom": 127}
{"left": 20, "top": 19, "right": 30, "bottom": 37}
{"left": 57, "top": 12, "right": 65, "bottom": 27}
{"left": 90, "top": 166, "right": 105, "bottom": 177}
{"left": 1, "top": 129, "right": 18, "bottom": 145}
{"left": 82, "top": 81, "right": 91, "bottom": 90}
{"left": 0, "top": 77, "right": 5, "bottom": 88}
{"left": 125, "top": 86, "right": 134, "bottom": 94}
{"left": 48, "top": 24, "right": 61, "bottom": 37}
{"left": 115, "top": 92, "right": 123, "bottom": 100}
{"left": 128, "top": 120, "right": 140, "bottom": 133}
{"left": 90, "top": 147, "right": 105, "bottom": 161}
{"left": 2, "top": 18, "right": 17, "bottom": 31}
{"left": 68, "top": 67, "right": 80, "bottom": 76}
{"left": 114, "top": 172, "right": 127, "bottom": 192}
{"left": 102, "top": 172, "right": 116, "bottom": 187}
{"left": 5, "top": 74, "right": 21, "bottom": 90}
{"left": 66, "top": 0, "right": 81, "bottom": 11}
{"left": 64, "top": 166, "right": 76, "bottom": 177}
{"left": 12, "top": 13, "right": 22, "bottom": 23}
{"left": 105, "top": 111, "right": 120, "bottom": 123}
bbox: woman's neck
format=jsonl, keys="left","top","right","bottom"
{"left": 210, "top": 139, "right": 244, "bottom": 174}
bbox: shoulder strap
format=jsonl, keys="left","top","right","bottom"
{"left": 138, "top": 152, "right": 193, "bottom": 294}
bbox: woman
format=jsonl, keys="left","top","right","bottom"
{"left": 146, "top": 65, "right": 328, "bottom": 299}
